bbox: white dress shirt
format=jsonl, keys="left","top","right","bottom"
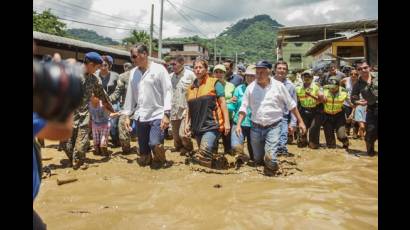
{"left": 239, "top": 77, "right": 297, "bottom": 126}
{"left": 123, "top": 62, "right": 172, "bottom": 122}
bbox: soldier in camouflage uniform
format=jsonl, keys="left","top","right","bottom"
{"left": 64, "top": 52, "right": 114, "bottom": 169}
{"left": 110, "top": 62, "right": 133, "bottom": 153}
{"left": 351, "top": 59, "right": 378, "bottom": 156}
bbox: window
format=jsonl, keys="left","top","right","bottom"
{"left": 337, "top": 46, "right": 364, "bottom": 57}
{"left": 294, "top": 43, "right": 303, "bottom": 47}
{"left": 290, "top": 53, "right": 302, "bottom": 62}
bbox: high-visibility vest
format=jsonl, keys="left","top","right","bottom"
{"left": 323, "top": 88, "right": 348, "bottom": 115}
{"left": 296, "top": 84, "right": 320, "bottom": 108}
{"left": 187, "top": 75, "right": 225, "bottom": 134}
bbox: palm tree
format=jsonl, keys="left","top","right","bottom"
{"left": 122, "top": 30, "right": 150, "bottom": 48}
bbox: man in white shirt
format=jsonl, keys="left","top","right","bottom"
{"left": 169, "top": 55, "right": 195, "bottom": 155}
{"left": 235, "top": 60, "right": 306, "bottom": 174}
{"left": 123, "top": 45, "right": 173, "bottom": 167}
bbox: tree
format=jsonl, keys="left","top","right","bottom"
{"left": 122, "top": 30, "right": 151, "bottom": 47}
{"left": 33, "top": 10, "right": 67, "bottom": 36}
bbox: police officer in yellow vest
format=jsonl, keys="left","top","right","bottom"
{"left": 319, "top": 76, "right": 349, "bottom": 149}
{"left": 295, "top": 69, "right": 321, "bottom": 149}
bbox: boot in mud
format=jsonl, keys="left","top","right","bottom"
{"left": 137, "top": 153, "right": 152, "bottom": 166}
{"left": 192, "top": 149, "right": 213, "bottom": 168}
{"left": 100, "top": 147, "right": 109, "bottom": 157}
{"left": 211, "top": 154, "right": 229, "bottom": 170}
{"left": 232, "top": 145, "right": 249, "bottom": 169}
{"left": 152, "top": 144, "right": 167, "bottom": 164}
{"left": 263, "top": 153, "right": 279, "bottom": 176}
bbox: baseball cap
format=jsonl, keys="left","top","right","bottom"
{"left": 213, "top": 64, "right": 226, "bottom": 73}
{"left": 245, "top": 64, "right": 256, "bottom": 75}
{"left": 255, "top": 60, "right": 272, "bottom": 69}
{"left": 84, "top": 52, "right": 103, "bottom": 64}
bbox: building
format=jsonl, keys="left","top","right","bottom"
{"left": 276, "top": 19, "right": 378, "bottom": 70}
{"left": 33, "top": 31, "right": 164, "bottom": 73}
{"left": 162, "top": 41, "right": 209, "bottom": 66}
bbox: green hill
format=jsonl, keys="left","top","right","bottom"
{"left": 66, "top": 29, "right": 119, "bottom": 46}
{"left": 165, "top": 14, "right": 283, "bottom": 64}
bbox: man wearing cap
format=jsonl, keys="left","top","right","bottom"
{"left": 169, "top": 55, "right": 195, "bottom": 155}
{"left": 223, "top": 59, "right": 243, "bottom": 87}
{"left": 318, "top": 76, "right": 349, "bottom": 149}
{"left": 123, "top": 45, "right": 172, "bottom": 167}
{"left": 321, "top": 63, "right": 346, "bottom": 86}
{"left": 98, "top": 55, "right": 121, "bottom": 147}
{"left": 236, "top": 60, "right": 306, "bottom": 174}
{"left": 64, "top": 52, "right": 114, "bottom": 169}
{"left": 351, "top": 59, "right": 378, "bottom": 156}
{"left": 231, "top": 64, "right": 256, "bottom": 166}
{"left": 110, "top": 62, "right": 134, "bottom": 153}
{"left": 237, "top": 64, "right": 246, "bottom": 79}
{"left": 295, "top": 69, "right": 321, "bottom": 149}
{"left": 273, "top": 60, "right": 298, "bottom": 155}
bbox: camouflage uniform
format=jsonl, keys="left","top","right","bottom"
{"left": 110, "top": 70, "right": 132, "bottom": 151}
{"left": 64, "top": 73, "right": 112, "bottom": 168}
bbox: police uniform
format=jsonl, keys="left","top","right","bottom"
{"left": 351, "top": 72, "right": 378, "bottom": 155}
{"left": 295, "top": 70, "right": 321, "bottom": 148}
{"left": 322, "top": 77, "right": 349, "bottom": 149}
{"left": 64, "top": 52, "right": 112, "bottom": 168}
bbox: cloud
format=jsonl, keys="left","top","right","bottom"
{"left": 33, "top": 0, "right": 378, "bottom": 39}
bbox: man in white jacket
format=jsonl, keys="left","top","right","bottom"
{"left": 123, "top": 45, "right": 173, "bottom": 167}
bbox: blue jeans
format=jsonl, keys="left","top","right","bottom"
{"left": 110, "top": 102, "right": 121, "bottom": 144}
{"left": 250, "top": 124, "right": 281, "bottom": 165}
{"left": 231, "top": 124, "right": 253, "bottom": 160}
{"left": 277, "top": 116, "right": 289, "bottom": 153}
{"left": 195, "top": 130, "right": 220, "bottom": 158}
{"left": 136, "top": 119, "right": 164, "bottom": 155}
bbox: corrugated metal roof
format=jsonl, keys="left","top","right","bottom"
{"left": 277, "top": 19, "right": 377, "bottom": 42}
{"left": 304, "top": 28, "right": 377, "bottom": 57}
{"left": 33, "top": 31, "right": 165, "bottom": 63}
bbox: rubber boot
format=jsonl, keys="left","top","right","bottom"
{"left": 152, "top": 144, "right": 167, "bottom": 164}
{"left": 137, "top": 153, "right": 152, "bottom": 166}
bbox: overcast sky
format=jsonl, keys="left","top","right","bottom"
{"left": 33, "top": 0, "right": 378, "bottom": 41}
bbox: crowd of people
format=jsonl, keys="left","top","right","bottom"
{"left": 33, "top": 43, "right": 378, "bottom": 228}
{"left": 35, "top": 44, "right": 378, "bottom": 174}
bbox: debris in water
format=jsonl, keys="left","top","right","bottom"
{"left": 213, "top": 184, "right": 222, "bottom": 188}
{"left": 57, "top": 178, "right": 78, "bottom": 185}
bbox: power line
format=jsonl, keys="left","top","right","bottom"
{"left": 165, "top": 0, "right": 207, "bottom": 37}
{"left": 41, "top": 0, "right": 151, "bottom": 27}
{"left": 58, "top": 17, "right": 136, "bottom": 31}
{"left": 171, "top": 1, "right": 221, "bottom": 20}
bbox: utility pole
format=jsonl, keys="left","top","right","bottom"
{"left": 149, "top": 4, "right": 154, "bottom": 57}
{"left": 214, "top": 35, "right": 217, "bottom": 65}
{"left": 235, "top": 51, "right": 238, "bottom": 73}
{"left": 158, "top": 0, "right": 164, "bottom": 59}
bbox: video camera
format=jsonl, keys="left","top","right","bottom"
{"left": 33, "top": 59, "right": 84, "bottom": 122}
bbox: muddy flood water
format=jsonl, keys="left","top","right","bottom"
{"left": 35, "top": 134, "right": 378, "bottom": 230}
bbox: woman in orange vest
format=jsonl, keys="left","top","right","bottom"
{"left": 184, "top": 58, "right": 231, "bottom": 169}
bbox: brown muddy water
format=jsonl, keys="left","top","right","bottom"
{"left": 35, "top": 135, "right": 378, "bottom": 230}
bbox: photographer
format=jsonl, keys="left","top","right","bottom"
{"left": 33, "top": 59, "right": 84, "bottom": 229}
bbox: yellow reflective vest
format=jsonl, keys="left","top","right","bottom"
{"left": 296, "top": 84, "right": 320, "bottom": 108}
{"left": 323, "top": 88, "right": 348, "bottom": 115}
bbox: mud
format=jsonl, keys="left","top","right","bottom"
{"left": 34, "top": 134, "right": 378, "bottom": 229}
